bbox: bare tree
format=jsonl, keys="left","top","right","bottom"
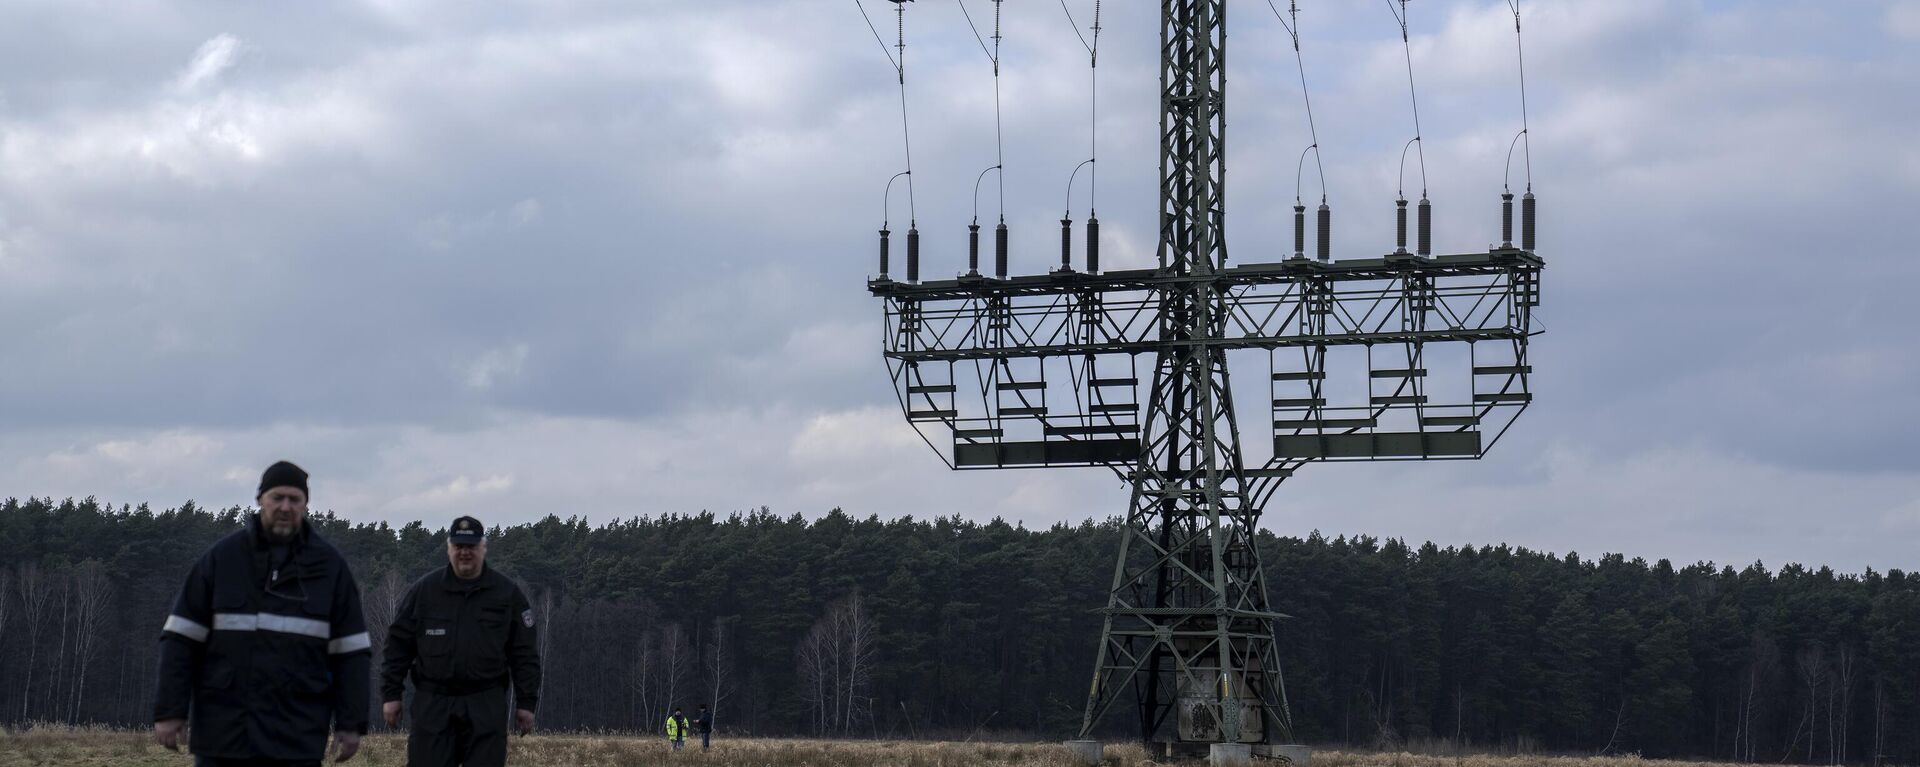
{"left": 355, "top": 568, "right": 408, "bottom": 729}
{"left": 535, "top": 589, "right": 557, "bottom": 723}
{"left": 1736, "top": 631, "right": 1779, "bottom": 763}
{"left": 836, "top": 591, "right": 877, "bottom": 735}
{"left": 792, "top": 593, "right": 879, "bottom": 737}
{"left": 705, "top": 616, "right": 736, "bottom": 727}
{"left": 49, "top": 567, "right": 73, "bottom": 722}
{"left": 1872, "top": 676, "right": 1885, "bottom": 767}
{"left": 1833, "top": 644, "right": 1857, "bottom": 765}
{"left": 1791, "top": 644, "right": 1826, "bottom": 762}
{"left": 66, "top": 561, "right": 111, "bottom": 723}
{"left": 795, "top": 620, "right": 833, "bottom": 735}
{"left": 631, "top": 627, "right": 657, "bottom": 730}
{"left": 16, "top": 562, "right": 53, "bottom": 721}
{"left": 363, "top": 569, "right": 408, "bottom": 651}
{"left": 661, "top": 623, "right": 693, "bottom": 718}
{"left": 1597, "top": 698, "right": 1628, "bottom": 757}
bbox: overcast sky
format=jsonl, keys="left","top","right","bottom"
{"left": 2, "top": 0, "right": 1915, "bottom": 573}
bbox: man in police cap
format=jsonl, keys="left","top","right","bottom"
{"left": 154, "top": 460, "right": 372, "bottom": 766}
{"left": 382, "top": 515, "right": 542, "bottom": 767}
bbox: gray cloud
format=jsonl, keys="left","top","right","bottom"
{"left": 0, "top": 0, "right": 1914, "bottom": 571}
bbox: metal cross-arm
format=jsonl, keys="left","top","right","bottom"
{"left": 870, "top": 250, "right": 1540, "bottom": 363}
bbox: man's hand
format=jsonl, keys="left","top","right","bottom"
{"left": 331, "top": 731, "right": 362, "bottom": 763}
{"left": 382, "top": 700, "right": 402, "bottom": 727}
{"left": 515, "top": 708, "right": 536, "bottom": 737}
{"left": 153, "top": 719, "right": 186, "bottom": 751}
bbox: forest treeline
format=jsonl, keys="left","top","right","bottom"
{"left": 1, "top": 496, "right": 1917, "bottom": 764}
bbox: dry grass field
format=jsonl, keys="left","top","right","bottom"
{"left": 0, "top": 726, "right": 1763, "bottom": 767}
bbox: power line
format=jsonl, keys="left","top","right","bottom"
{"left": 957, "top": 0, "right": 1007, "bottom": 222}
{"left": 1268, "top": 0, "right": 1325, "bottom": 205}
{"left": 1506, "top": 0, "right": 1533, "bottom": 192}
{"left": 855, "top": 0, "right": 918, "bottom": 225}
{"left": 1059, "top": 0, "right": 1102, "bottom": 216}
{"left": 1387, "top": 0, "right": 1427, "bottom": 198}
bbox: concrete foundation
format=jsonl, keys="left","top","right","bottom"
{"left": 1063, "top": 740, "right": 1104, "bottom": 766}
{"left": 1251, "top": 744, "right": 1313, "bottom": 765}
{"left": 1209, "top": 743, "right": 1252, "bottom": 766}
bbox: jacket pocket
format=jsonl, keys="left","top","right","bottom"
{"left": 302, "top": 576, "right": 334, "bottom": 619}
{"left": 474, "top": 606, "right": 509, "bottom": 666}
{"left": 211, "top": 580, "right": 254, "bottom": 612}
{"left": 419, "top": 612, "right": 455, "bottom": 678}
{"left": 421, "top": 614, "right": 455, "bottom": 655}
{"left": 194, "top": 663, "right": 242, "bottom": 712}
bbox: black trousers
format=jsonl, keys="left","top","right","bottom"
{"left": 408, "top": 685, "right": 510, "bottom": 767}
{"left": 195, "top": 758, "right": 320, "bottom": 767}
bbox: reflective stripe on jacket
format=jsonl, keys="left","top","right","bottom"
{"left": 153, "top": 515, "right": 372, "bottom": 761}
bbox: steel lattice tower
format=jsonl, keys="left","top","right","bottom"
{"left": 1096, "top": 0, "right": 1279, "bottom": 749}
{"left": 867, "top": 0, "right": 1542, "bottom": 755}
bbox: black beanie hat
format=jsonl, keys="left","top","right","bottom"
{"left": 258, "top": 460, "right": 310, "bottom": 499}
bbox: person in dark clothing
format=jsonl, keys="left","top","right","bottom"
{"left": 382, "top": 515, "right": 542, "bottom": 767}
{"left": 153, "top": 460, "right": 372, "bottom": 766}
{"left": 695, "top": 704, "right": 712, "bottom": 751}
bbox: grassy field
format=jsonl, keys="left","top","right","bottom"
{"left": 0, "top": 726, "right": 1759, "bottom": 767}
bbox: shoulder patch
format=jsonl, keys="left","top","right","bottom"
{"left": 522, "top": 609, "right": 536, "bottom": 628}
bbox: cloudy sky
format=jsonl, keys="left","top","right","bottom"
{"left": 2, "top": 0, "right": 1915, "bottom": 572}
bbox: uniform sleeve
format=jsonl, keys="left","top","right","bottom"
{"left": 154, "top": 551, "right": 216, "bottom": 721}
{"left": 380, "top": 582, "right": 420, "bottom": 703}
{"left": 507, "top": 583, "right": 543, "bottom": 712}
{"left": 327, "top": 561, "right": 372, "bottom": 734}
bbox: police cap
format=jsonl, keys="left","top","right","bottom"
{"left": 449, "top": 515, "right": 486, "bottom": 545}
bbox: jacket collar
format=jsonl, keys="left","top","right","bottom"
{"left": 439, "top": 563, "right": 491, "bottom": 592}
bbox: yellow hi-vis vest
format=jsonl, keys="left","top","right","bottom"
{"left": 666, "top": 715, "right": 688, "bottom": 739}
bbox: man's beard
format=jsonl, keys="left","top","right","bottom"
{"left": 263, "top": 517, "right": 299, "bottom": 542}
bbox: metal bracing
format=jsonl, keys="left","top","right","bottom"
{"left": 1098, "top": 0, "right": 1280, "bottom": 746}
{"left": 875, "top": 254, "right": 1540, "bottom": 361}
{"left": 865, "top": 0, "right": 1542, "bottom": 751}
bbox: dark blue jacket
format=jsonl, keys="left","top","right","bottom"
{"left": 154, "top": 514, "right": 372, "bottom": 761}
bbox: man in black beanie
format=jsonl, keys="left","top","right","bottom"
{"left": 257, "top": 460, "right": 311, "bottom": 542}
{"left": 154, "top": 460, "right": 373, "bottom": 766}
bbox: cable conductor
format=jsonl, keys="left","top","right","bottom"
{"left": 1507, "top": 0, "right": 1533, "bottom": 191}
{"left": 958, "top": 0, "right": 1009, "bottom": 223}
{"left": 1388, "top": 0, "right": 1427, "bottom": 197}
{"left": 1269, "top": 0, "right": 1326, "bottom": 205}
{"left": 1058, "top": 0, "right": 1102, "bottom": 216}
